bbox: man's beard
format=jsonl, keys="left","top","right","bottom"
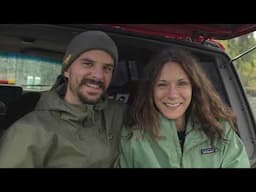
{"left": 77, "top": 78, "right": 106, "bottom": 105}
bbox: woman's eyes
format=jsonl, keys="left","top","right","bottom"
{"left": 177, "top": 81, "right": 190, "bottom": 87}
{"left": 156, "top": 81, "right": 190, "bottom": 88}
{"left": 157, "top": 83, "right": 168, "bottom": 87}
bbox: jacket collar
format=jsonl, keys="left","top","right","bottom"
{"left": 158, "top": 113, "right": 209, "bottom": 144}
{"left": 158, "top": 113, "right": 193, "bottom": 133}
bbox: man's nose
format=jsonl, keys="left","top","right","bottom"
{"left": 91, "top": 66, "right": 104, "bottom": 80}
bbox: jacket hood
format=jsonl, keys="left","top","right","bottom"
{"left": 35, "top": 90, "right": 108, "bottom": 124}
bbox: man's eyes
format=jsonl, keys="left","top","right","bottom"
{"left": 81, "top": 62, "right": 114, "bottom": 73}
{"left": 103, "top": 66, "right": 114, "bottom": 73}
{"left": 82, "top": 62, "right": 93, "bottom": 67}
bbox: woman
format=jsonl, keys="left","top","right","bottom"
{"left": 119, "top": 48, "right": 250, "bottom": 168}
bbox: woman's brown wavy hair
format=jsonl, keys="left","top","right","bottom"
{"left": 127, "top": 48, "right": 236, "bottom": 143}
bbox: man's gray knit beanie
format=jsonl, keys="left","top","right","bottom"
{"left": 62, "top": 30, "right": 118, "bottom": 73}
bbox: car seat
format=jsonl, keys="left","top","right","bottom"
{"left": 2, "top": 92, "right": 41, "bottom": 129}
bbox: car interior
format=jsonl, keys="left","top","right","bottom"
{"left": 2, "top": 24, "right": 256, "bottom": 167}
{"left": 0, "top": 24, "right": 238, "bottom": 132}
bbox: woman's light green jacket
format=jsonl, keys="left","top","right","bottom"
{"left": 120, "top": 115, "right": 250, "bottom": 168}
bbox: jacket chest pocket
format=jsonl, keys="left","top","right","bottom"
{"left": 190, "top": 145, "right": 223, "bottom": 168}
{"left": 76, "top": 127, "right": 117, "bottom": 161}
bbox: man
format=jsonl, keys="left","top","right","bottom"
{"left": 0, "top": 31, "right": 126, "bottom": 167}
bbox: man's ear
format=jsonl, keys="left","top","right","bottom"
{"left": 63, "top": 70, "right": 69, "bottom": 78}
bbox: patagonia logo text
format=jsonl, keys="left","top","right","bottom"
{"left": 200, "top": 147, "right": 216, "bottom": 155}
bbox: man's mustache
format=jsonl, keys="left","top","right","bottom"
{"left": 80, "top": 79, "right": 105, "bottom": 90}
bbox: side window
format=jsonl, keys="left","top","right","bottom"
{"left": 233, "top": 55, "right": 256, "bottom": 119}
{"left": 0, "top": 52, "right": 62, "bottom": 91}
{"left": 220, "top": 32, "right": 256, "bottom": 120}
